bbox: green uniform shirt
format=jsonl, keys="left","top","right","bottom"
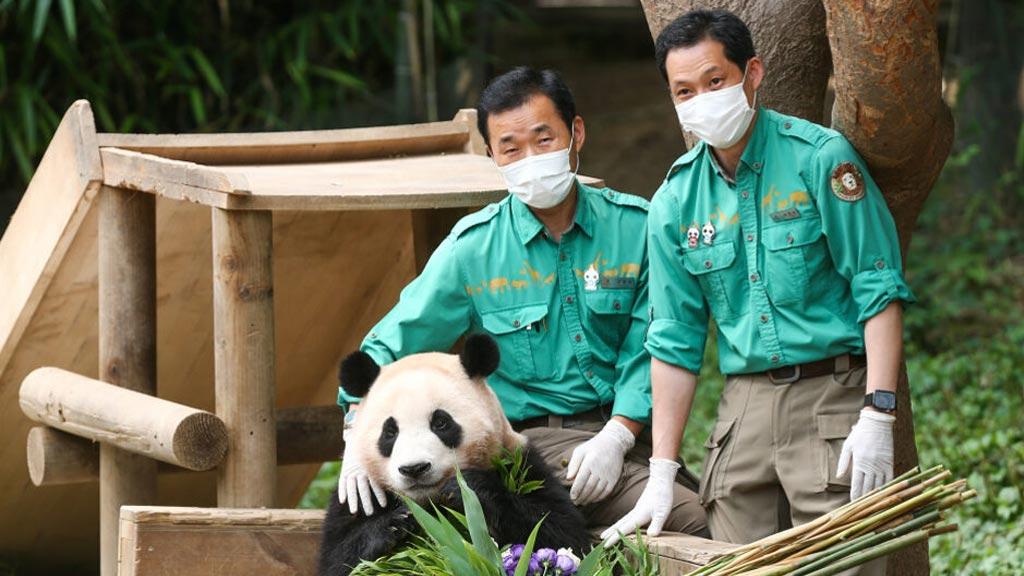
{"left": 339, "top": 181, "right": 653, "bottom": 424}
{"left": 646, "top": 108, "right": 915, "bottom": 375}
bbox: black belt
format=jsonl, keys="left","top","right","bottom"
{"left": 510, "top": 403, "right": 613, "bottom": 432}
{"left": 744, "top": 354, "right": 866, "bottom": 385}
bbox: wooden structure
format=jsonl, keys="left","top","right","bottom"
{"left": 0, "top": 100, "right": 729, "bottom": 575}
{"left": 117, "top": 506, "right": 739, "bottom": 575}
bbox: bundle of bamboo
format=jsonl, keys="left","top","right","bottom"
{"left": 690, "top": 465, "right": 974, "bottom": 576}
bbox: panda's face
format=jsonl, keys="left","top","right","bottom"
{"left": 351, "top": 352, "right": 524, "bottom": 502}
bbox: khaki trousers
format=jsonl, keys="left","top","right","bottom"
{"left": 523, "top": 421, "right": 709, "bottom": 538}
{"left": 702, "top": 367, "right": 884, "bottom": 575}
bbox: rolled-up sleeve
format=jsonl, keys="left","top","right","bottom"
{"left": 644, "top": 185, "right": 709, "bottom": 374}
{"left": 337, "top": 234, "right": 472, "bottom": 407}
{"left": 611, "top": 228, "right": 652, "bottom": 424}
{"left": 810, "top": 136, "right": 916, "bottom": 324}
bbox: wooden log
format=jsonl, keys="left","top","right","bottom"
{"left": 19, "top": 367, "right": 228, "bottom": 471}
{"left": 212, "top": 208, "right": 277, "bottom": 507}
{"left": 98, "top": 184, "right": 158, "bottom": 576}
{"left": 26, "top": 406, "right": 343, "bottom": 486}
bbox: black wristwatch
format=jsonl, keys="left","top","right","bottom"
{"left": 864, "top": 390, "right": 897, "bottom": 413}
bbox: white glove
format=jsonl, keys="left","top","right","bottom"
{"left": 566, "top": 419, "right": 636, "bottom": 505}
{"left": 836, "top": 408, "right": 895, "bottom": 501}
{"left": 600, "top": 458, "right": 680, "bottom": 547}
{"left": 338, "top": 435, "right": 387, "bottom": 515}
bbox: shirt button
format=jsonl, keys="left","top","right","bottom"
{"left": 741, "top": 190, "right": 750, "bottom": 199}
{"left": 513, "top": 320, "right": 521, "bottom": 328}
{"left": 771, "top": 354, "right": 780, "bottom": 363}
{"left": 753, "top": 162, "right": 763, "bottom": 170}
{"left": 574, "top": 334, "right": 582, "bottom": 343}
{"left": 613, "top": 301, "right": 621, "bottom": 311}
{"left": 784, "top": 122, "right": 792, "bottom": 130}
{"left": 586, "top": 370, "right": 594, "bottom": 378}
{"left": 760, "top": 314, "right": 769, "bottom": 323}
{"left": 750, "top": 273, "right": 759, "bottom": 282}
{"left": 787, "top": 234, "right": 795, "bottom": 245}
{"left": 560, "top": 252, "right": 567, "bottom": 261}
{"left": 566, "top": 296, "right": 574, "bottom": 304}
{"left": 704, "top": 260, "right": 713, "bottom": 269}
{"left": 747, "top": 234, "right": 755, "bottom": 242}
{"left": 875, "top": 260, "right": 886, "bottom": 270}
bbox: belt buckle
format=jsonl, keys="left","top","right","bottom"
{"left": 768, "top": 364, "right": 801, "bottom": 385}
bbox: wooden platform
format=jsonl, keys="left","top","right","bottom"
{"left": 0, "top": 101, "right": 602, "bottom": 571}
{"left": 117, "top": 506, "right": 738, "bottom": 576}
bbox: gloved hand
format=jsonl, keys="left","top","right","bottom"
{"left": 599, "top": 458, "right": 680, "bottom": 547}
{"left": 338, "top": 435, "right": 387, "bottom": 515}
{"left": 566, "top": 419, "right": 636, "bottom": 505}
{"left": 836, "top": 408, "right": 895, "bottom": 501}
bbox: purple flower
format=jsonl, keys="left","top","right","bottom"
{"left": 508, "top": 544, "right": 526, "bottom": 559}
{"left": 535, "top": 548, "right": 557, "bottom": 564}
{"left": 554, "top": 553, "right": 577, "bottom": 575}
{"left": 503, "top": 554, "right": 519, "bottom": 576}
{"left": 527, "top": 554, "right": 542, "bottom": 575}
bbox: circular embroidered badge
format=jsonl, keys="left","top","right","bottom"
{"left": 831, "top": 162, "right": 865, "bottom": 202}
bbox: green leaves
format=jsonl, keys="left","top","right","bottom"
{"left": 492, "top": 446, "right": 544, "bottom": 496}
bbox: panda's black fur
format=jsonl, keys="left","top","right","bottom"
{"left": 318, "top": 335, "right": 591, "bottom": 576}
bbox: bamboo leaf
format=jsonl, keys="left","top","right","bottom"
{"left": 31, "top": 0, "right": 53, "bottom": 43}
{"left": 309, "top": 65, "right": 366, "bottom": 90}
{"left": 17, "top": 86, "right": 36, "bottom": 152}
{"left": 188, "top": 87, "right": 207, "bottom": 126}
{"left": 513, "top": 515, "right": 545, "bottom": 576}
{"left": 455, "top": 469, "right": 501, "bottom": 567}
{"left": 57, "top": 0, "right": 75, "bottom": 41}
{"left": 188, "top": 47, "right": 226, "bottom": 99}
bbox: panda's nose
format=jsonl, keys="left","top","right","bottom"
{"left": 398, "top": 461, "right": 432, "bottom": 479}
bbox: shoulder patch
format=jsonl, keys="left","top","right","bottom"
{"left": 600, "top": 188, "right": 649, "bottom": 212}
{"left": 450, "top": 201, "right": 503, "bottom": 237}
{"left": 830, "top": 162, "right": 866, "bottom": 202}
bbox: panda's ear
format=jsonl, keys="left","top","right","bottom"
{"left": 338, "top": 351, "right": 380, "bottom": 398}
{"left": 460, "top": 334, "right": 500, "bottom": 379}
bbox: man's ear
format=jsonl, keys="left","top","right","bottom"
{"left": 460, "top": 334, "right": 500, "bottom": 379}
{"left": 338, "top": 351, "right": 380, "bottom": 398}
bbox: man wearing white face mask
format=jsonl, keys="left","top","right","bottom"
{"left": 334, "top": 66, "right": 707, "bottom": 537}
{"left": 603, "top": 11, "right": 914, "bottom": 573}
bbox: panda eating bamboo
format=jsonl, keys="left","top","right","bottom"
{"left": 318, "top": 334, "right": 592, "bottom": 576}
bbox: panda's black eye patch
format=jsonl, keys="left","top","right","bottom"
{"left": 430, "top": 409, "right": 462, "bottom": 449}
{"left": 378, "top": 417, "right": 399, "bottom": 457}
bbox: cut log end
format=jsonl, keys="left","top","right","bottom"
{"left": 172, "top": 412, "right": 229, "bottom": 471}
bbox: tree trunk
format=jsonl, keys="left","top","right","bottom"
{"left": 639, "top": 2, "right": 954, "bottom": 574}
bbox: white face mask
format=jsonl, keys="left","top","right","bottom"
{"left": 675, "top": 70, "right": 756, "bottom": 149}
{"left": 498, "top": 133, "right": 578, "bottom": 209}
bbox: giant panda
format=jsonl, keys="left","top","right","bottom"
{"left": 318, "top": 334, "right": 591, "bottom": 576}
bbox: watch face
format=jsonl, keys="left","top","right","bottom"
{"left": 874, "top": 391, "right": 897, "bottom": 411}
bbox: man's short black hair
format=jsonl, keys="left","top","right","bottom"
{"left": 654, "top": 9, "right": 756, "bottom": 81}
{"left": 476, "top": 67, "right": 576, "bottom": 146}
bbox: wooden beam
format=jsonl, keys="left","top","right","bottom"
{"left": 212, "top": 208, "right": 277, "bottom": 507}
{"left": 97, "top": 118, "right": 470, "bottom": 165}
{"left": 101, "top": 147, "right": 251, "bottom": 196}
{"left": 26, "top": 406, "right": 342, "bottom": 486}
{"left": 98, "top": 185, "right": 157, "bottom": 576}
{"left": 118, "top": 506, "right": 323, "bottom": 576}
{"left": 19, "top": 367, "right": 228, "bottom": 470}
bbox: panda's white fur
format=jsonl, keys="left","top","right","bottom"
{"left": 351, "top": 351, "right": 526, "bottom": 502}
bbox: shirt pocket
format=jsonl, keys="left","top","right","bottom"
{"left": 480, "top": 303, "right": 548, "bottom": 382}
{"left": 583, "top": 289, "right": 636, "bottom": 359}
{"left": 762, "top": 218, "right": 823, "bottom": 306}
{"left": 815, "top": 412, "right": 859, "bottom": 493}
{"left": 683, "top": 241, "right": 738, "bottom": 320}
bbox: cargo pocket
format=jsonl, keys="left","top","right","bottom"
{"left": 815, "top": 412, "right": 860, "bottom": 492}
{"left": 762, "top": 219, "right": 822, "bottom": 305}
{"left": 683, "top": 241, "right": 738, "bottom": 320}
{"left": 480, "top": 303, "right": 548, "bottom": 382}
{"left": 699, "top": 419, "right": 736, "bottom": 506}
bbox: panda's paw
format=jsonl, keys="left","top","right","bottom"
{"left": 384, "top": 504, "right": 418, "bottom": 544}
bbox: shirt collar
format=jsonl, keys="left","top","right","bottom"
{"left": 698, "top": 106, "right": 768, "bottom": 184}
{"left": 511, "top": 179, "right": 594, "bottom": 245}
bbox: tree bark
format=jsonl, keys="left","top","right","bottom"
{"left": 639, "top": 2, "right": 954, "bottom": 574}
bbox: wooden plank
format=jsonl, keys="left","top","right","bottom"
{"left": 98, "top": 184, "right": 159, "bottom": 576}
{"left": 19, "top": 368, "right": 228, "bottom": 471}
{"left": 28, "top": 406, "right": 343, "bottom": 486}
{"left": 101, "top": 147, "right": 251, "bottom": 195}
{"left": 0, "top": 99, "right": 101, "bottom": 379}
{"left": 118, "top": 506, "right": 323, "bottom": 576}
{"left": 97, "top": 117, "right": 471, "bottom": 166}
{"left": 212, "top": 209, "right": 277, "bottom": 507}
{"left": 645, "top": 533, "right": 739, "bottom": 567}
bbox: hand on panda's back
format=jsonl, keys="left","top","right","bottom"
{"left": 566, "top": 419, "right": 636, "bottom": 505}
{"left": 338, "top": 439, "right": 388, "bottom": 515}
